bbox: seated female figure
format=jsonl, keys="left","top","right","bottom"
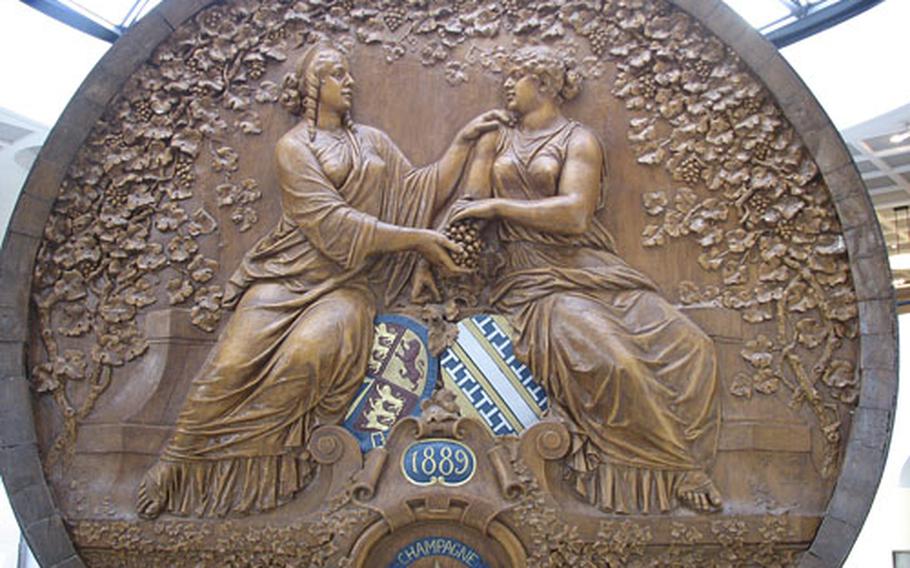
{"left": 451, "top": 46, "right": 722, "bottom": 514}
{"left": 136, "top": 45, "right": 504, "bottom": 518}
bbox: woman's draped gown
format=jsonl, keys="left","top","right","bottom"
{"left": 139, "top": 124, "right": 437, "bottom": 517}
{"left": 488, "top": 121, "right": 719, "bottom": 513}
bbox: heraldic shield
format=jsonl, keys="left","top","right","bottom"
{"left": 343, "top": 314, "right": 549, "bottom": 451}
{"left": 343, "top": 315, "right": 439, "bottom": 452}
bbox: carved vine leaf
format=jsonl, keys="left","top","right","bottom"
{"left": 215, "top": 178, "right": 262, "bottom": 232}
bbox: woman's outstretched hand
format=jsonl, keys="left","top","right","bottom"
{"left": 458, "top": 109, "right": 513, "bottom": 143}
{"left": 450, "top": 198, "right": 502, "bottom": 224}
{"left": 410, "top": 260, "right": 441, "bottom": 304}
{"left": 413, "top": 229, "right": 471, "bottom": 275}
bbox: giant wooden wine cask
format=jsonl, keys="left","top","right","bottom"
{"left": 0, "top": 1, "right": 896, "bottom": 566}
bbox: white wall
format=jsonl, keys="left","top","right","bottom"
{"left": 845, "top": 313, "right": 910, "bottom": 566}
{"left": 0, "top": 110, "right": 45, "bottom": 568}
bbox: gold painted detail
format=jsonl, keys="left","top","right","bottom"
{"left": 364, "top": 384, "right": 407, "bottom": 432}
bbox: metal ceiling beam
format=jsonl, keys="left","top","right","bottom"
{"left": 766, "top": 0, "right": 886, "bottom": 48}
{"left": 120, "top": 0, "right": 153, "bottom": 29}
{"left": 19, "top": 0, "right": 889, "bottom": 49}
{"left": 20, "top": 0, "right": 121, "bottom": 43}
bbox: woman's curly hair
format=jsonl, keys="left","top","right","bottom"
{"left": 280, "top": 44, "right": 353, "bottom": 140}
{"left": 508, "top": 45, "right": 582, "bottom": 103}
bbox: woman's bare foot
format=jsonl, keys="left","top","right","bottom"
{"left": 677, "top": 470, "right": 722, "bottom": 513}
{"left": 136, "top": 463, "right": 167, "bottom": 519}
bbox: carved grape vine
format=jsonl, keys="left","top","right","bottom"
{"left": 31, "top": 1, "right": 292, "bottom": 464}
{"left": 585, "top": 0, "right": 857, "bottom": 477}
{"left": 31, "top": 0, "right": 858, "bottom": 485}
{"left": 510, "top": 458, "right": 798, "bottom": 567}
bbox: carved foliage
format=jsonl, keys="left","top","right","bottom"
{"left": 72, "top": 491, "right": 373, "bottom": 567}
{"left": 594, "top": 1, "right": 857, "bottom": 476}
{"left": 31, "top": 0, "right": 858, "bottom": 483}
{"left": 31, "top": 1, "right": 292, "bottom": 463}
{"left": 510, "top": 457, "right": 798, "bottom": 567}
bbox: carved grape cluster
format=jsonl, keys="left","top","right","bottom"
{"left": 382, "top": 7, "right": 404, "bottom": 31}
{"left": 131, "top": 99, "right": 153, "bottom": 122}
{"left": 677, "top": 155, "right": 705, "bottom": 186}
{"left": 444, "top": 219, "right": 483, "bottom": 270}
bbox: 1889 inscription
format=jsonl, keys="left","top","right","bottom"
{"left": 402, "top": 440, "right": 476, "bottom": 487}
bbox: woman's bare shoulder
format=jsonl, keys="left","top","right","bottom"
{"left": 567, "top": 122, "right": 604, "bottom": 161}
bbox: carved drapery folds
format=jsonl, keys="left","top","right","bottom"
{"left": 22, "top": 0, "right": 869, "bottom": 565}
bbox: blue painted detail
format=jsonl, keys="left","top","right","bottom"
{"left": 388, "top": 536, "right": 490, "bottom": 568}
{"left": 440, "top": 314, "right": 549, "bottom": 436}
{"left": 439, "top": 348, "right": 517, "bottom": 436}
{"left": 344, "top": 313, "right": 550, "bottom": 449}
{"left": 470, "top": 315, "right": 548, "bottom": 412}
{"left": 401, "top": 440, "right": 476, "bottom": 487}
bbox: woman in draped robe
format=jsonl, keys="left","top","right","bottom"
{"left": 449, "top": 46, "right": 722, "bottom": 514}
{"left": 136, "top": 45, "right": 505, "bottom": 518}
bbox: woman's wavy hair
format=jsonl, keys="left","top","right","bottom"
{"left": 508, "top": 45, "right": 582, "bottom": 103}
{"left": 281, "top": 44, "right": 353, "bottom": 140}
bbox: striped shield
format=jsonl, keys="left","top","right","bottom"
{"left": 439, "top": 314, "right": 549, "bottom": 437}
{"left": 342, "top": 313, "right": 548, "bottom": 452}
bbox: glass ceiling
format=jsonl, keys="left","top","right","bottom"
{"left": 21, "top": 0, "right": 161, "bottom": 42}
{"left": 22, "top": 0, "right": 881, "bottom": 45}
{"left": 724, "top": 0, "right": 796, "bottom": 30}
{"left": 724, "top": 0, "right": 884, "bottom": 47}
{"left": 59, "top": 0, "right": 158, "bottom": 29}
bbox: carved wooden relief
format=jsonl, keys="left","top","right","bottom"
{"left": 2, "top": 0, "right": 895, "bottom": 566}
